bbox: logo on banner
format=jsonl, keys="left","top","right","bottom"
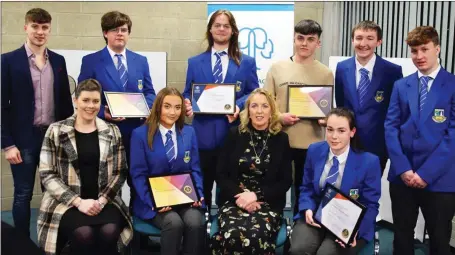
{"left": 239, "top": 27, "right": 274, "bottom": 70}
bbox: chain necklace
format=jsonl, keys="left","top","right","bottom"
{"left": 249, "top": 130, "right": 270, "bottom": 165}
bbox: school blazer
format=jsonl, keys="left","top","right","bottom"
{"left": 296, "top": 141, "right": 381, "bottom": 242}
{"left": 78, "top": 47, "right": 156, "bottom": 134}
{"left": 384, "top": 68, "right": 455, "bottom": 192}
{"left": 182, "top": 51, "right": 259, "bottom": 150}
{"left": 1, "top": 45, "right": 74, "bottom": 149}
{"left": 130, "top": 124, "right": 204, "bottom": 220}
{"left": 216, "top": 127, "right": 293, "bottom": 212}
{"left": 335, "top": 55, "right": 403, "bottom": 159}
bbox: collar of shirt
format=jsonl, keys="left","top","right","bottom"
{"left": 24, "top": 42, "right": 49, "bottom": 59}
{"left": 418, "top": 64, "right": 441, "bottom": 80}
{"left": 159, "top": 124, "right": 176, "bottom": 139}
{"left": 327, "top": 145, "right": 350, "bottom": 165}
{"left": 355, "top": 53, "right": 376, "bottom": 78}
{"left": 107, "top": 46, "right": 127, "bottom": 69}
{"left": 211, "top": 47, "right": 229, "bottom": 56}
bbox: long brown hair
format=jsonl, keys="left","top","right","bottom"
{"left": 145, "top": 87, "right": 186, "bottom": 149}
{"left": 206, "top": 9, "right": 241, "bottom": 66}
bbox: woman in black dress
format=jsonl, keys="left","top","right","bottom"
{"left": 37, "top": 79, "right": 132, "bottom": 255}
{"left": 210, "top": 88, "right": 292, "bottom": 254}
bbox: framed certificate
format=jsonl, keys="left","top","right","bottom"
{"left": 104, "top": 92, "right": 150, "bottom": 118}
{"left": 148, "top": 172, "right": 199, "bottom": 209}
{"left": 191, "top": 83, "right": 236, "bottom": 115}
{"left": 314, "top": 183, "right": 366, "bottom": 246}
{"left": 287, "top": 85, "right": 333, "bottom": 119}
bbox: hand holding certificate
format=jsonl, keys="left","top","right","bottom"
{"left": 314, "top": 184, "right": 366, "bottom": 246}
{"left": 287, "top": 85, "right": 333, "bottom": 119}
{"left": 191, "top": 83, "right": 236, "bottom": 114}
{"left": 148, "top": 173, "right": 200, "bottom": 210}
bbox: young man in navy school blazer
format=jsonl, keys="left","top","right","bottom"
{"left": 335, "top": 21, "right": 403, "bottom": 173}
{"left": 385, "top": 26, "right": 455, "bottom": 255}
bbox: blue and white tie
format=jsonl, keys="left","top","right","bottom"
{"left": 358, "top": 68, "right": 371, "bottom": 107}
{"left": 419, "top": 76, "right": 431, "bottom": 112}
{"left": 213, "top": 51, "right": 227, "bottom": 83}
{"left": 115, "top": 54, "right": 128, "bottom": 88}
{"left": 325, "top": 156, "right": 339, "bottom": 186}
{"left": 165, "top": 130, "right": 175, "bottom": 168}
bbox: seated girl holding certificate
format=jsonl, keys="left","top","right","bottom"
{"left": 210, "top": 88, "right": 293, "bottom": 254}
{"left": 129, "top": 87, "right": 205, "bottom": 255}
{"left": 290, "top": 107, "right": 381, "bottom": 255}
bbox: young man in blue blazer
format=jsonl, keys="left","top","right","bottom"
{"left": 335, "top": 21, "right": 403, "bottom": 172}
{"left": 385, "top": 26, "right": 455, "bottom": 255}
{"left": 182, "top": 10, "right": 259, "bottom": 209}
{"left": 78, "top": 11, "right": 156, "bottom": 163}
{"left": 1, "top": 8, "right": 73, "bottom": 237}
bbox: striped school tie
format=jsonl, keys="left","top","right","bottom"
{"left": 164, "top": 130, "right": 175, "bottom": 168}
{"left": 325, "top": 156, "right": 339, "bottom": 186}
{"left": 358, "top": 68, "right": 370, "bottom": 108}
{"left": 115, "top": 54, "right": 128, "bottom": 88}
{"left": 419, "top": 76, "right": 432, "bottom": 113}
{"left": 213, "top": 51, "right": 227, "bottom": 83}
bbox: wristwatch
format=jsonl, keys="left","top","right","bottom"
{"left": 97, "top": 200, "right": 105, "bottom": 209}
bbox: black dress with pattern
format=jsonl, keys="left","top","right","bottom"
{"left": 210, "top": 128, "right": 282, "bottom": 255}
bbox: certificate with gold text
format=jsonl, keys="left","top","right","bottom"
{"left": 287, "top": 85, "right": 333, "bottom": 119}
{"left": 191, "top": 84, "right": 236, "bottom": 115}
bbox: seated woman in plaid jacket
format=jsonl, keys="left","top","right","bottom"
{"left": 37, "top": 79, "right": 132, "bottom": 255}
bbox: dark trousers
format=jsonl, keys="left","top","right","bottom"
{"left": 199, "top": 149, "right": 220, "bottom": 211}
{"left": 290, "top": 219, "right": 366, "bottom": 255}
{"left": 390, "top": 183, "right": 455, "bottom": 255}
{"left": 148, "top": 208, "right": 205, "bottom": 255}
{"left": 291, "top": 148, "right": 308, "bottom": 215}
{"left": 379, "top": 155, "right": 388, "bottom": 175}
{"left": 10, "top": 126, "right": 47, "bottom": 237}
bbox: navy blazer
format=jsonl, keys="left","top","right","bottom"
{"left": 1, "top": 45, "right": 73, "bottom": 149}
{"left": 296, "top": 141, "right": 381, "bottom": 242}
{"left": 130, "top": 124, "right": 204, "bottom": 220}
{"left": 335, "top": 55, "right": 403, "bottom": 159}
{"left": 385, "top": 68, "right": 455, "bottom": 192}
{"left": 78, "top": 47, "right": 156, "bottom": 135}
{"left": 182, "top": 51, "right": 259, "bottom": 150}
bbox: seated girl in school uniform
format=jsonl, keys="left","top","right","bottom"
{"left": 290, "top": 107, "right": 381, "bottom": 255}
{"left": 130, "top": 87, "right": 205, "bottom": 255}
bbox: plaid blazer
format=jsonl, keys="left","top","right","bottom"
{"left": 37, "top": 115, "right": 133, "bottom": 255}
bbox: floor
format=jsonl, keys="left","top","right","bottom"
{"left": 1, "top": 208, "right": 432, "bottom": 255}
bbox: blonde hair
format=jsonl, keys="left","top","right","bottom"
{"left": 238, "top": 88, "right": 282, "bottom": 135}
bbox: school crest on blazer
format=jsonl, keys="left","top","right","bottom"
{"left": 138, "top": 79, "right": 143, "bottom": 90}
{"left": 432, "top": 109, "right": 446, "bottom": 123}
{"left": 374, "top": 91, "right": 384, "bottom": 103}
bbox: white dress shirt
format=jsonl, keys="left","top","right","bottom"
{"left": 159, "top": 124, "right": 177, "bottom": 157}
{"left": 211, "top": 47, "right": 229, "bottom": 82}
{"left": 107, "top": 46, "right": 128, "bottom": 70}
{"left": 319, "top": 145, "right": 350, "bottom": 189}
{"left": 417, "top": 64, "right": 441, "bottom": 92}
{"left": 355, "top": 54, "right": 376, "bottom": 89}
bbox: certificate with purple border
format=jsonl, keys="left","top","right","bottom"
{"left": 104, "top": 92, "right": 150, "bottom": 118}
{"left": 287, "top": 85, "right": 333, "bottom": 119}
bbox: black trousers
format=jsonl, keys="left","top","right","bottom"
{"left": 291, "top": 148, "right": 308, "bottom": 216}
{"left": 199, "top": 149, "right": 221, "bottom": 212}
{"left": 390, "top": 183, "right": 455, "bottom": 255}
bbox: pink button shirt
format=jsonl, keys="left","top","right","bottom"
{"left": 24, "top": 43, "right": 55, "bottom": 126}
